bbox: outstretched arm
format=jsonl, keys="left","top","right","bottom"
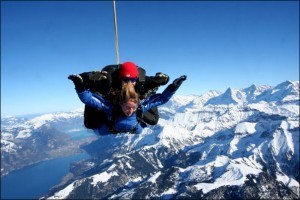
{"left": 68, "top": 74, "right": 111, "bottom": 113}
{"left": 77, "top": 90, "right": 111, "bottom": 113}
{"left": 142, "top": 75, "right": 187, "bottom": 112}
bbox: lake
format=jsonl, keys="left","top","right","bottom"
{"left": 1, "top": 153, "right": 90, "bottom": 199}
{"left": 65, "top": 128, "right": 96, "bottom": 140}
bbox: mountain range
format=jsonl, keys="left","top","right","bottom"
{"left": 1, "top": 80, "right": 299, "bottom": 199}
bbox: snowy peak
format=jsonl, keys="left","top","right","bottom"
{"left": 256, "top": 80, "right": 299, "bottom": 102}
{"left": 243, "top": 84, "right": 271, "bottom": 102}
{"left": 1, "top": 109, "right": 84, "bottom": 134}
{"left": 1, "top": 108, "right": 85, "bottom": 155}
{"left": 204, "top": 80, "right": 298, "bottom": 106}
{"left": 276, "top": 80, "right": 297, "bottom": 89}
{"left": 205, "top": 87, "right": 241, "bottom": 105}
{"left": 186, "top": 90, "right": 222, "bottom": 109}
{"left": 26, "top": 109, "right": 83, "bottom": 129}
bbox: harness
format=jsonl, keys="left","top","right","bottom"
{"left": 108, "top": 123, "right": 139, "bottom": 134}
{"left": 107, "top": 104, "right": 143, "bottom": 134}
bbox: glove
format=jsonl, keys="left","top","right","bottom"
{"left": 173, "top": 75, "right": 187, "bottom": 87}
{"left": 68, "top": 74, "right": 85, "bottom": 92}
{"left": 167, "top": 75, "right": 187, "bottom": 92}
{"left": 153, "top": 72, "right": 169, "bottom": 85}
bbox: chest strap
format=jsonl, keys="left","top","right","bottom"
{"left": 108, "top": 123, "right": 139, "bottom": 134}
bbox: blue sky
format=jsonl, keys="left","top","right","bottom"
{"left": 1, "top": 1, "right": 299, "bottom": 116}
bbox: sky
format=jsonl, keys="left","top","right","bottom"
{"left": 1, "top": 1, "right": 299, "bottom": 116}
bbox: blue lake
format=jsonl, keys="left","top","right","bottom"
{"left": 65, "top": 128, "right": 96, "bottom": 140}
{"left": 1, "top": 153, "right": 90, "bottom": 199}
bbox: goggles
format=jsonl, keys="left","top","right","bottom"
{"left": 121, "top": 77, "right": 137, "bottom": 83}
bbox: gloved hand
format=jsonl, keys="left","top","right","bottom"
{"left": 167, "top": 75, "right": 187, "bottom": 92}
{"left": 153, "top": 72, "right": 169, "bottom": 85}
{"left": 68, "top": 74, "right": 85, "bottom": 92}
{"left": 173, "top": 75, "right": 187, "bottom": 87}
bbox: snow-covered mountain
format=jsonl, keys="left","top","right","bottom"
{"left": 2, "top": 80, "right": 299, "bottom": 199}
{"left": 1, "top": 109, "right": 96, "bottom": 176}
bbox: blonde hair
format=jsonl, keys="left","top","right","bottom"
{"left": 119, "top": 82, "right": 139, "bottom": 105}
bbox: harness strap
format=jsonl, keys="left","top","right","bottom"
{"left": 109, "top": 123, "right": 139, "bottom": 134}
{"left": 107, "top": 104, "right": 142, "bottom": 134}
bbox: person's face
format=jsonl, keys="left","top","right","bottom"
{"left": 121, "top": 77, "right": 137, "bottom": 86}
{"left": 121, "top": 99, "right": 138, "bottom": 117}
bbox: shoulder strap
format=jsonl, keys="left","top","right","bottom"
{"left": 107, "top": 104, "right": 121, "bottom": 133}
{"left": 137, "top": 67, "right": 146, "bottom": 83}
{"left": 135, "top": 103, "right": 144, "bottom": 123}
{"left": 136, "top": 67, "right": 147, "bottom": 98}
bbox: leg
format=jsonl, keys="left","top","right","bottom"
{"left": 84, "top": 105, "right": 107, "bottom": 129}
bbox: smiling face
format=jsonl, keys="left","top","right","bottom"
{"left": 121, "top": 99, "right": 138, "bottom": 117}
